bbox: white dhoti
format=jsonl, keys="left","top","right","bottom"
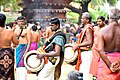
{"left": 37, "top": 57, "right": 60, "bottom": 80}
{"left": 79, "top": 50, "right": 93, "bottom": 80}
{"left": 16, "top": 67, "right": 27, "bottom": 80}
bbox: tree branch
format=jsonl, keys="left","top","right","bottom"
{"left": 67, "top": 5, "right": 82, "bottom": 14}
{"left": 86, "top": 0, "right": 91, "bottom": 3}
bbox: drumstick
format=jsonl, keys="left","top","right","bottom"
{"left": 37, "top": 47, "right": 46, "bottom": 54}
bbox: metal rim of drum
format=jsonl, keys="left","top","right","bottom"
{"left": 64, "top": 45, "right": 78, "bottom": 63}
{"left": 24, "top": 50, "right": 44, "bottom": 72}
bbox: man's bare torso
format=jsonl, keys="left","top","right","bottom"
{"left": 81, "top": 24, "right": 93, "bottom": 47}
{"left": 14, "top": 27, "right": 28, "bottom": 44}
{"left": 101, "top": 22, "right": 120, "bottom": 52}
{"left": 46, "top": 27, "right": 54, "bottom": 38}
{"left": 0, "top": 29, "right": 15, "bottom": 48}
{"left": 19, "top": 29, "right": 28, "bottom": 44}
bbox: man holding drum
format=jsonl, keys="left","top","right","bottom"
{"left": 37, "top": 18, "right": 66, "bottom": 80}
{"left": 72, "top": 12, "right": 94, "bottom": 80}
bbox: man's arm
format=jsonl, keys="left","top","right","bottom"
{"left": 98, "top": 30, "right": 112, "bottom": 69}
{"left": 36, "top": 33, "right": 40, "bottom": 43}
{"left": 14, "top": 27, "right": 20, "bottom": 37}
{"left": 44, "top": 44, "right": 61, "bottom": 57}
{"left": 110, "top": 58, "right": 120, "bottom": 72}
{"left": 37, "top": 36, "right": 64, "bottom": 59}
{"left": 37, "top": 44, "right": 61, "bottom": 60}
{"left": 12, "top": 30, "right": 19, "bottom": 45}
{"left": 117, "top": 58, "right": 120, "bottom": 63}
{"left": 46, "top": 27, "right": 51, "bottom": 38}
{"left": 24, "top": 29, "right": 32, "bottom": 56}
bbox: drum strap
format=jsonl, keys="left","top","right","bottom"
{"left": 17, "top": 29, "right": 23, "bottom": 39}
{"left": 45, "top": 30, "right": 66, "bottom": 46}
{"left": 75, "top": 24, "right": 93, "bottom": 71}
{"left": 43, "top": 30, "right": 66, "bottom": 65}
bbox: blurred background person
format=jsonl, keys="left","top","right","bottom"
{"left": 90, "top": 16, "right": 105, "bottom": 78}
{"left": 29, "top": 25, "right": 40, "bottom": 50}
{"left": 67, "top": 70, "right": 83, "bottom": 80}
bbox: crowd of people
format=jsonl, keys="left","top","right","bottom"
{"left": 0, "top": 7, "right": 120, "bottom": 80}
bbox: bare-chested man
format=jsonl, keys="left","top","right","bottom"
{"left": 97, "top": 8, "right": 120, "bottom": 80}
{"left": 29, "top": 25, "right": 40, "bottom": 50}
{"left": 90, "top": 16, "right": 105, "bottom": 77}
{"left": 14, "top": 16, "right": 31, "bottom": 80}
{"left": 46, "top": 26, "right": 54, "bottom": 39}
{"left": 0, "top": 13, "right": 18, "bottom": 80}
{"left": 72, "top": 12, "right": 94, "bottom": 80}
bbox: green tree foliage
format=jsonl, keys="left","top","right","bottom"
{"left": 67, "top": 0, "right": 91, "bottom": 24}
{"left": 67, "top": 0, "right": 118, "bottom": 24}
{"left": 0, "top": 0, "right": 21, "bottom": 11}
{"left": 89, "top": 6, "right": 108, "bottom": 20}
{"left": 91, "top": 0, "right": 118, "bottom": 6}
{"left": 88, "top": 0, "right": 118, "bottom": 20}
{"left": 66, "top": 11, "right": 79, "bottom": 23}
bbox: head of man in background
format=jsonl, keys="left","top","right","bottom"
{"left": 97, "top": 16, "right": 105, "bottom": 28}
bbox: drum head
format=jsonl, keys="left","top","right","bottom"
{"left": 64, "top": 46, "right": 78, "bottom": 63}
{"left": 24, "top": 50, "right": 44, "bottom": 72}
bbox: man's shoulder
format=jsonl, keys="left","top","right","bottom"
{"left": 93, "top": 26, "right": 99, "bottom": 29}
{"left": 47, "top": 27, "right": 51, "bottom": 31}
{"left": 35, "top": 31, "right": 39, "bottom": 34}
{"left": 53, "top": 35, "right": 65, "bottom": 46}
{"left": 54, "top": 35, "right": 66, "bottom": 42}
{"left": 100, "top": 25, "right": 109, "bottom": 32}
{"left": 4, "top": 29, "right": 14, "bottom": 37}
{"left": 26, "top": 29, "right": 31, "bottom": 33}
{"left": 35, "top": 32, "right": 39, "bottom": 35}
{"left": 6, "top": 29, "right": 14, "bottom": 33}
{"left": 55, "top": 35, "right": 64, "bottom": 39}
{"left": 98, "top": 26, "right": 109, "bottom": 36}
{"left": 86, "top": 23, "right": 93, "bottom": 27}
{"left": 85, "top": 24, "right": 93, "bottom": 30}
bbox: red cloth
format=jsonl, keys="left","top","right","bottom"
{"left": 75, "top": 48, "right": 82, "bottom": 70}
{"left": 90, "top": 27, "right": 100, "bottom": 76}
{"left": 90, "top": 45, "right": 100, "bottom": 76}
{"left": 75, "top": 31, "right": 82, "bottom": 71}
{"left": 97, "top": 52, "right": 120, "bottom": 80}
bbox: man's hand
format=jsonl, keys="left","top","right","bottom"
{"left": 37, "top": 54, "right": 44, "bottom": 59}
{"left": 72, "top": 44, "right": 79, "bottom": 51}
{"left": 37, "top": 54, "right": 44, "bottom": 62}
{"left": 22, "top": 52, "right": 27, "bottom": 59}
{"left": 110, "top": 61, "right": 120, "bottom": 72}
